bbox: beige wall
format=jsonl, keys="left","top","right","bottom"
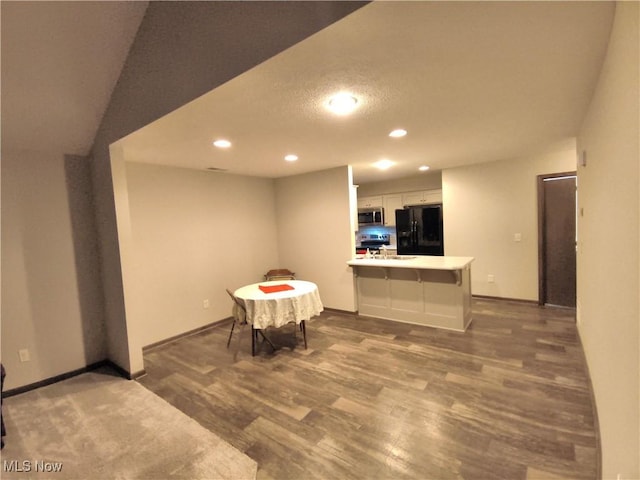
{"left": 275, "top": 166, "right": 356, "bottom": 311}
{"left": 87, "top": 1, "right": 366, "bottom": 376}
{"left": 576, "top": 3, "right": 639, "bottom": 478}
{"left": 1, "top": 151, "right": 105, "bottom": 390}
{"left": 111, "top": 163, "right": 354, "bottom": 373}
{"left": 442, "top": 140, "right": 577, "bottom": 300}
{"left": 121, "top": 162, "right": 280, "bottom": 370}
{"left": 0, "top": 3, "right": 363, "bottom": 383}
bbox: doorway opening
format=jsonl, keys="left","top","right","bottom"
{"left": 537, "top": 172, "right": 577, "bottom": 309}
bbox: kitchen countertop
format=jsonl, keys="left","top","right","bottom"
{"left": 347, "top": 255, "right": 474, "bottom": 271}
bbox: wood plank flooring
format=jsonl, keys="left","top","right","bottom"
{"left": 137, "top": 298, "right": 598, "bottom": 480}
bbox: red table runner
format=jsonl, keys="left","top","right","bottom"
{"left": 259, "top": 284, "right": 294, "bottom": 294}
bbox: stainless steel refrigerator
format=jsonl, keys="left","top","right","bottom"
{"left": 395, "top": 204, "right": 444, "bottom": 256}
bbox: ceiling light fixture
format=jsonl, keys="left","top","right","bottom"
{"left": 213, "top": 139, "right": 231, "bottom": 148}
{"left": 389, "top": 129, "right": 407, "bottom": 138}
{"left": 284, "top": 154, "right": 298, "bottom": 162}
{"left": 374, "top": 159, "right": 394, "bottom": 170}
{"left": 327, "top": 92, "right": 358, "bottom": 115}
{"left": 419, "top": 165, "right": 430, "bottom": 172}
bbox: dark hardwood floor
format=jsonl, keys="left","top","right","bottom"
{"left": 138, "top": 298, "right": 598, "bottom": 480}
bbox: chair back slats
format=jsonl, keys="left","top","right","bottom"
{"left": 264, "top": 269, "right": 295, "bottom": 281}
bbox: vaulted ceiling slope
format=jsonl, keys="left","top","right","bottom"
{"left": 117, "top": 1, "right": 615, "bottom": 184}
{"left": 1, "top": 1, "right": 368, "bottom": 161}
{"left": 0, "top": 1, "right": 148, "bottom": 156}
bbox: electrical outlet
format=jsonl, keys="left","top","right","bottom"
{"left": 488, "top": 274, "right": 495, "bottom": 283}
{"left": 203, "top": 299, "right": 210, "bottom": 309}
{"left": 514, "top": 233, "right": 522, "bottom": 242}
{"left": 19, "top": 348, "right": 30, "bottom": 362}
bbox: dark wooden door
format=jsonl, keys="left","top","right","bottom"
{"left": 538, "top": 173, "right": 577, "bottom": 308}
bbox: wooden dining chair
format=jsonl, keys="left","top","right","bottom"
{"left": 264, "top": 269, "right": 295, "bottom": 281}
{"left": 226, "top": 288, "right": 275, "bottom": 356}
{"left": 225, "top": 288, "right": 246, "bottom": 349}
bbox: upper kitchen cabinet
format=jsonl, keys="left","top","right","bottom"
{"left": 402, "top": 189, "right": 443, "bottom": 206}
{"left": 358, "top": 195, "right": 383, "bottom": 209}
{"left": 382, "top": 194, "right": 403, "bottom": 227}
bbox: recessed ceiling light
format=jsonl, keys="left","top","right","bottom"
{"left": 419, "top": 165, "right": 430, "bottom": 171}
{"left": 389, "top": 129, "right": 407, "bottom": 138}
{"left": 213, "top": 139, "right": 231, "bottom": 148}
{"left": 327, "top": 92, "right": 358, "bottom": 115}
{"left": 374, "top": 159, "right": 395, "bottom": 170}
{"left": 284, "top": 154, "right": 298, "bottom": 162}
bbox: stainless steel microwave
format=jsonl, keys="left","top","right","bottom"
{"left": 358, "top": 207, "right": 385, "bottom": 226}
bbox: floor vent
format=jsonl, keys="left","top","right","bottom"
{"left": 206, "top": 167, "right": 228, "bottom": 172}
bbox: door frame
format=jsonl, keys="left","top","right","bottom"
{"left": 537, "top": 171, "right": 577, "bottom": 306}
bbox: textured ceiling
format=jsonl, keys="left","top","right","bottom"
{"left": 2, "top": 2, "right": 614, "bottom": 185}
{"left": 117, "top": 1, "right": 614, "bottom": 184}
{"left": 1, "top": 1, "right": 148, "bottom": 156}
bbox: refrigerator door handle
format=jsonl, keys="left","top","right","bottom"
{"left": 409, "top": 220, "right": 413, "bottom": 247}
{"left": 412, "top": 220, "right": 417, "bottom": 246}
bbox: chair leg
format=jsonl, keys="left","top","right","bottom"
{"left": 258, "top": 330, "right": 276, "bottom": 350}
{"left": 226, "top": 320, "right": 236, "bottom": 348}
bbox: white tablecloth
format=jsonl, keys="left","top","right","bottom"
{"left": 234, "top": 280, "right": 324, "bottom": 329}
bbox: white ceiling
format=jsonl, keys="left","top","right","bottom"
{"left": 1, "top": 1, "right": 148, "bottom": 156}
{"left": 2, "top": 2, "right": 614, "bottom": 185}
{"left": 117, "top": 1, "right": 614, "bottom": 184}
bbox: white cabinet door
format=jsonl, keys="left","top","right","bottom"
{"left": 402, "top": 191, "right": 425, "bottom": 206}
{"left": 402, "top": 189, "right": 442, "bottom": 206}
{"left": 358, "top": 195, "right": 383, "bottom": 208}
{"left": 423, "top": 189, "right": 443, "bottom": 204}
{"left": 382, "top": 194, "right": 403, "bottom": 226}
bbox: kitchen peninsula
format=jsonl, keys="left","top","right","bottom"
{"left": 347, "top": 255, "right": 474, "bottom": 331}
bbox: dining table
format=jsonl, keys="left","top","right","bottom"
{"left": 234, "top": 279, "right": 323, "bottom": 354}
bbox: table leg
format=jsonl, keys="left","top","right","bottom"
{"left": 301, "top": 320, "right": 307, "bottom": 349}
{"left": 251, "top": 326, "right": 276, "bottom": 356}
{"left": 251, "top": 326, "right": 256, "bottom": 356}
